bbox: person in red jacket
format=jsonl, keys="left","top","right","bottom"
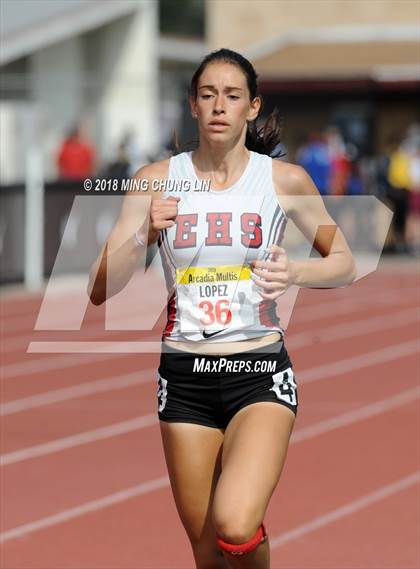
{"left": 57, "top": 125, "right": 96, "bottom": 180}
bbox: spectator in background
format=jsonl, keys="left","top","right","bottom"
{"left": 103, "top": 140, "right": 131, "bottom": 181}
{"left": 386, "top": 133, "right": 412, "bottom": 253}
{"left": 345, "top": 159, "right": 372, "bottom": 249}
{"left": 296, "top": 131, "right": 331, "bottom": 195}
{"left": 121, "top": 129, "right": 147, "bottom": 176}
{"left": 404, "top": 124, "right": 420, "bottom": 254}
{"left": 374, "top": 140, "right": 393, "bottom": 199}
{"left": 347, "top": 160, "right": 364, "bottom": 196}
{"left": 325, "top": 126, "right": 351, "bottom": 196}
{"left": 57, "top": 124, "right": 96, "bottom": 180}
{"left": 371, "top": 135, "right": 397, "bottom": 253}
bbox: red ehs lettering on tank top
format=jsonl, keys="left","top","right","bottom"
{"left": 158, "top": 151, "right": 288, "bottom": 343}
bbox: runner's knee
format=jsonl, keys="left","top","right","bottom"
{"left": 215, "top": 519, "right": 267, "bottom": 556}
{"left": 213, "top": 511, "right": 262, "bottom": 545}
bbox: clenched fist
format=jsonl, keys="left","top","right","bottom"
{"left": 251, "top": 244, "right": 296, "bottom": 300}
{"left": 149, "top": 196, "right": 181, "bottom": 242}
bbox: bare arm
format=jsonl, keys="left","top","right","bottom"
{"left": 276, "top": 163, "right": 356, "bottom": 288}
{"left": 87, "top": 160, "right": 173, "bottom": 305}
{"left": 251, "top": 163, "right": 356, "bottom": 299}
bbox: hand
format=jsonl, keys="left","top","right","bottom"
{"left": 149, "top": 196, "right": 181, "bottom": 241}
{"left": 251, "top": 245, "right": 295, "bottom": 300}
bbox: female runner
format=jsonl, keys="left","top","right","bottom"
{"left": 89, "top": 49, "right": 356, "bottom": 569}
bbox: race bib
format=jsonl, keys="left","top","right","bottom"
{"left": 176, "top": 264, "right": 260, "bottom": 335}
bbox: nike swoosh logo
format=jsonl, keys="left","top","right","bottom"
{"left": 202, "top": 329, "right": 225, "bottom": 338}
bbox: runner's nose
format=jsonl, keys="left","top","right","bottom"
{"left": 213, "top": 95, "right": 225, "bottom": 114}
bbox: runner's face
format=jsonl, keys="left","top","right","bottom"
{"left": 191, "top": 62, "right": 260, "bottom": 144}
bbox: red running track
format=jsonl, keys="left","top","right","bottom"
{"left": 0, "top": 259, "right": 419, "bottom": 568}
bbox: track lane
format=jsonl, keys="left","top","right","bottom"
{"left": 1, "top": 353, "right": 417, "bottom": 532}
{"left": 1, "top": 396, "right": 417, "bottom": 568}
{"left": 270, "top": 475, "right": 419, "bottom": 568}
{"left": 0, "top": 266, "right": 418, "bottom": 567}
{"left": 1, "top": 323, "right": 417, "bottom": 454}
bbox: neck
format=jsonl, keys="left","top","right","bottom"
{"left": 192, "top": 139, "right": 250, "bottom": 185}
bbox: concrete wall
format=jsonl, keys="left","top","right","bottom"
{"left": 91, "top": 1, "right": 159, "bottom": 165}
{"left": 253, "top": 41, "right": 420, "bottom": 78}
{"left": 207, "top": 0, "right": 420, "bottom": 50}
{"left": 31, "top": 36, "right": 84, "bottom": 128}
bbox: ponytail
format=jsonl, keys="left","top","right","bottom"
{"left": 246, "top": 108, "right": 284, "bottom": 157}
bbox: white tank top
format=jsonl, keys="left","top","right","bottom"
{"left": 158, "top": 150, "right": 288, "bottom": 343}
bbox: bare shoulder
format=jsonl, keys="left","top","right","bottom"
{"left": 131, "top": 158, "right": 171, "bottom": 196}
{"left": 119, "top": 158, "right": 170, "bottom": 219}
{"left": 272, "top": 159, "right": 318, "bottom": 196}
{"left": 133, "top": 158, "right": 170, "bottom": 180}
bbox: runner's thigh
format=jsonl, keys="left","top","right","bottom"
{"left": 159, "top": 421, "right": 224, "bottom": 544}
{"left": 213, "top": 402, "right": 295, "bottom": 530}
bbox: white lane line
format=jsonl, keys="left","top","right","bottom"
{"left": 0, "top": 476, "right": 170, "bottom": 543}
{"left": 0, "top": 368, "right": 155, "bottom": 416}
{"left": 2, "top": 285, "right": 417, "bottom": 355}
{"left": 0, "top": 299, "right": 41, "bottom": 318}
{"left": 24, "top": 307, "right": 420, "bottom": 357}
{"left": 288, "top": 307, "right": 420, "bottom": 349}
{"left": 0, "top": 414, "right": 158, "bottom": 466}
{"left": 0, "top": 286, "right": 390, "bottom": 332}
{"left": 1, "top": 389, "right": 418, "bottom": 543}
{"left": 0, "top": 287, "right": 345, "bottom": 320}
{"left": 1, "top": 352, "right": 129, "bottom": 380}
{"left": 291, "top": 386, "right": 420, "bottom": 443}
{"left": 3, "top": 288, "right": 418, "bottom": 373}
{"left": 292, "top": 287, "right": 419, "bottom": 324}
{"left": 0, "top": 342, "right": 419, "bottom": 466}
{"left": 298, "top": 339, "right": 419, "bottom": 384}
{"left": 26, "top": 341, "right": 164, "bottom": 353}
{"left": 2, "top": 312, "right": 47, "bottom": 333}
{"left": 1, "top": 373, "right": 418, "bottom": 468}
{"left": 271, "top": 472, "right": 420, "bottom": 549}
{"left": 2, "top": 335, "right": 418, "bottom": 418}
{"left": 2, "top": 284, "right": 417, "bottom": 333}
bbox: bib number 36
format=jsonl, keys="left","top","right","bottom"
{"left": 199, "top": 299, "right": 232, "bottom": 326}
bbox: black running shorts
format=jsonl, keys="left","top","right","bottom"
{"left": 157, "top": 338, "right": 298, "bottom": 429}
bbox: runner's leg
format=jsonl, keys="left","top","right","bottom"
{"left": 160, "top": 421, "right": 230, "bottom": 569}
{"left": 213, "top": 402, "right": 296, "bottom": 568}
